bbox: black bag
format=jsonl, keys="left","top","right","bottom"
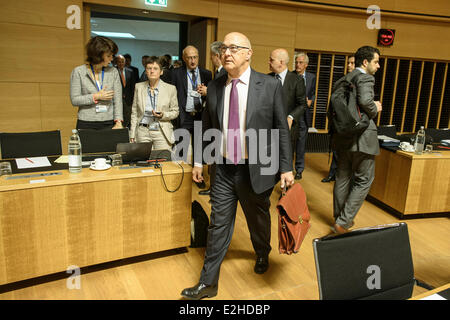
{"left": 327, "top": 72, "right": 370, "bottom": 137}
{"left": 190, "top": 201, "right": 209, "bottom": 248}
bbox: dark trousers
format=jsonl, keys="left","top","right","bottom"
{"left": 199, "top": 163, "right": 273, "bottom": 286}
{"left": 295, "top": 119, "right": 308, "bottom": 173}
{"left": 76, "top": 119, "right": 114, "bottom": 130}
{"left": 328, "top": 151, "right": 338, "bottom": 177}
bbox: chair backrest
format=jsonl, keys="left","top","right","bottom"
{"left": 313, "top": 223, "right": 415, "bottom": 300}
{"left": 78, "top": 128, "right": 130, "bottom": 154}
{"left": 0, "top": 130, "right": 62, "bottom": 159}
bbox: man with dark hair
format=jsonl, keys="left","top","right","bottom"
{"left": 116, "top": 54, "right": 136, "bottom": 127}
{"left": 139, "top": 55, "right": 150, "bottom": 82}
{"left": 123, "top": 53, "right": 139, "bottom": 84}
{"left": 331, "top": 46, "right": 382, "bottom": 234}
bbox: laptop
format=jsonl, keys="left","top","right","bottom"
{"left": 116, "top": 142, "right": 153, "bottom": 163}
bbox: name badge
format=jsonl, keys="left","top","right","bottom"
{"left": 149, "top": 122, "right": 160, "bottom": 131}
{"left": 190, "top": 91, "right": 201, "bottom": 98}
{"left": 96, "top": 104, "right": 108, "bottom": 113}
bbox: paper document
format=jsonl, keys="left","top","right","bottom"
{"left": 54, "top": 155, "right": 69, "bottom": 163}
{"left": 378, "top": 135, "right": 400, "bottom": 142}
{"left": 16, "top": 157, "right": 51, "bottom": 169}
{"left": 420, "top": 293, "right": 447, "bottom": 300}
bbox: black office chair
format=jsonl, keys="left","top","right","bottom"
{"left": 0, "top": 130, "right": 62, "bottom": 159}
{"left": 313, "top": 223, "right": 416, "bottom": 300}
{"left": 78, "top": 128, "right": 130, "bottom": 154}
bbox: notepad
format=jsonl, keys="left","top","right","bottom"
{"left": 16, "top": 157, "right": 51, "bottom": 169}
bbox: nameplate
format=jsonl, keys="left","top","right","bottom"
{"left": 6, "top": 172, "right": 62, "bottom": 180}
{"left": 30, "top": 179, "right": 46, "bottom": 184}
{"left": 141, "top": 169, "right": 154, "bottom": 173}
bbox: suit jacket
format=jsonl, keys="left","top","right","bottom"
{"left": 117, "top": 67, "right": 136, "bottom": 106}
{"left": 294, "top": 71, "right": 316, "bottom": 127}
{"left": 70, "top": 64, "right": 123, "bottom": 122}
{"left": 331, "top": 69, "right": 379, "bottom": 156}
{"left": 214, "top": 66, "right": 228, "bottom": 79}
{"left": 129, "top": 80, "right": 179, "bottom": 144}
{"left": 171, "top": 66, "right": 212, "bottom": 129}
{"left": 200, "top": 68, "right": 293, "bottom": 194}
{"left": 269, "top": 70, "right": 307, "bottom": 123}
{"left": 128, "top": 65, "right": 140, "bottom": 84}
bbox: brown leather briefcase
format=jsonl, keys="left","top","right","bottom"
{"left": 277, "top": 183, "right": 311, "bottom": 255}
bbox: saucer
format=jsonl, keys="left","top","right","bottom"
{"left": 90, "top": 164, "right": 111, "bottom": 171}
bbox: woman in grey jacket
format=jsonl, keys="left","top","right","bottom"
{"left": 70, "top": 36, "right": 124, "bottom": 130}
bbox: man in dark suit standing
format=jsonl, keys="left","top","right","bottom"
{"left": 268, "top": 48, "right": 307, "bottom": 150}
{"left": 181, "top": 32, "right": 294, "bottom": 300}
{"left": 331, "top": 46, "right": 382, "bottom": 234}
{"left": 116, "top": 55, "right": 136, "bottom": 128}
{"left": 294, "top": 52, "right": 316, "bottom": 180}
{"left": 171, "top": 45, "right": 212, "bottom": 174}
{"left": 123, "top": 54, "right": 139, "bottom": 84}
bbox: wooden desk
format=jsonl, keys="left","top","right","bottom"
{"left": 0, "top": 162, "right": 192, "bottom": 285}
{"left": 411, "top": 283, "right": 450, "bottom": 300}
{"left": 369, "top": 148, "right": 450, "bottom": 218}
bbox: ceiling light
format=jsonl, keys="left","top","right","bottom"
{"left": 92, "top": 31, "right": 136, "bottom": 39}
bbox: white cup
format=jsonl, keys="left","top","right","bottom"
{"left": 91, "top": 158, "right": 107, "bottom": 169}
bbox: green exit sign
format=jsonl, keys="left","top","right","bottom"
{"left": 145, "top": 0, "right": 167, "bottom": 7}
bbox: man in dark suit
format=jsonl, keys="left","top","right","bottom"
{"left": 268, "top": 48, "right": 307, "bottom": 152}
{"left": 294, "top": 52, "right": 316, "bottom": 180}
{"left": 171, "top": 45, "right": 212, "bottom": 183}
{"left": 331, "top": 46, "right": 382, "bottom": 234}
{"left": 181, "top": 32, "right": 294, "bottom": 300}
{"left": 116, "top": 55, "right": 136, "bottom": 128}
{"left": 123, "top": 54, "right": 139, "bottom": 84}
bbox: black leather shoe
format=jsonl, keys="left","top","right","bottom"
{"left": 321, "top": 175, "right": 336, "bottom": 183}
{"left": 181, "top": 283, "right": 218, "bottom": 300}
{"left": 254, "top": 256, "right": 269, "bottom": 274}
{"left": 294, "top": 172, "right": 302, "bottom": 180}
{"left": 195, "top": 181, "right": 206, "bottom": 189}
{"left": 198, "top": 188, "right": 210, "bottom": 195}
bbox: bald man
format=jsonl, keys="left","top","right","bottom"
{"left": 171, "top": 46, "right": 212, "bottom": 183}
{"left": 269, "top": 48, "right": 307, "bottom": 149}
{"left": 181, "top": 32, "right": 294, "bottom": 300}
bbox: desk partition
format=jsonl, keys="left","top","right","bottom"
{"left": 0, "top": 161, "right": 192, "bottom": 285}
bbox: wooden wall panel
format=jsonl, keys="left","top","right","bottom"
{"left": 0, "top": 0, "right": 83, "bottom": 27}
{"left": 0, "top": 22, "right": 84, "bottom": 84}
{"left": 0, "top": 83, "right": 42, "bottom": 133}
{"left": 218, "top": 0, "right": 297, "bottom": 48}
{"left": 380, "top": 18, "right": 450, "bottom": 61}
{"left": 290, "top": 0, "right": 450, "bottom": 16}
{"left": 40, "top": 83, "right": 78, "bottom": 151}
{"left": 295, "top": 9, "right": 378, "bottom": 53}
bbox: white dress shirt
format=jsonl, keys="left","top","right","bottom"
{"left": 194, "top": 66, "right": 251, "bottom": 167}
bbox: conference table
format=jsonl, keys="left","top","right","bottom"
{"left": 0, "top": 158, "right": 192, "bottom": 285}
{"left": 368, "top": 148, "right": 450, "bottom": 218}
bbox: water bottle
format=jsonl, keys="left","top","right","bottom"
{"left": 414, "top": 126, "right": 425, "bottom": 155}
{"left": 68, "top": 129, "right": 82, "bottom": 173}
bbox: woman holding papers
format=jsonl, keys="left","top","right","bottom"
{"left": 129, "top": 56, "right": 179, "bottom": 151}
{"left": 70, "top": 36, "right": 124, "bottom": 130}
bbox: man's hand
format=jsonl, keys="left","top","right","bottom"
{"left": 375, "top": 101, "right": 383, "bottom": 112}
{"left": 287, "top": 117, "right": 293, "bottom": 130}
{"left": 280, "top": 171, "right": 295, "bottom": 189}
{"left": 112, "top": 121, "right": 123, "bottom": 129}
{"left": 192, "top": 166, "right": 204, "bottom": 183}
{"left": 307, "top": 99, "right": 313, "bottom": 107}
{"left": 197, "top": 84, "right": 207, "bottom": 96}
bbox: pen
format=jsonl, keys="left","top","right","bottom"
{"left": 25, "top": 158, "right": 34, "bottom": 164}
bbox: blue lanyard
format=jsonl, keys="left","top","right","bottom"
{"left": 187, "top": 70, "right": 198, "bottom": 89}
{"left": 147, "top": 86, "right": 158, "bottom": 111}
{"left": 90, "top": 65, "right": 105, "bottom": 91}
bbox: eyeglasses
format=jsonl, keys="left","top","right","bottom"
{"left": 219, "top": 45, "right": 250, "bottom": 54}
